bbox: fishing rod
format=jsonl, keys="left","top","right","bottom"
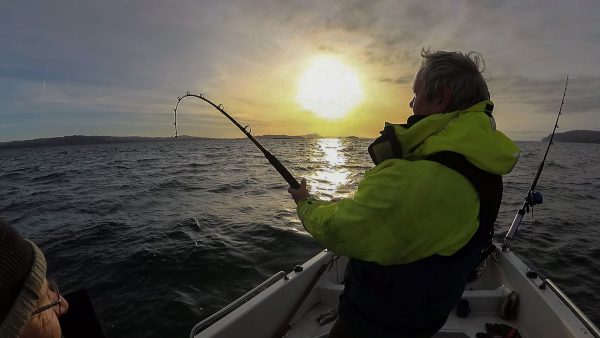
{"left": 502, "top": 76, "right": 569, "bottom": 251}
{"left": 173, "top": 92, "right": 300, "bottom": 189}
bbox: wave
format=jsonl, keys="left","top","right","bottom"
{"left": 208, "top": 182, "right": 248, "bottom": 193}
{"left": 0, "top": 171, "right": 23, "bottom": 179}
{"left": 76, "top": 200, "right": 124, "bottom": 215}
{"left": 149, "top": 179, "right": 204, "bottom": 193}
{"left": 545, "top": 161, "right": 570, "bottom": 169}
{"left": 188, "top": 162, "right": 212, "bottom": 168}
{"left": 32, "top": 172, "right": 68, "bottom": 183}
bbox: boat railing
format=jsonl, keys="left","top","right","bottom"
{"left": 542, "top": 279, "right": 600, "bottom": 338}
{"left": 190, "top": 271, "right": 289, "bottom": 338}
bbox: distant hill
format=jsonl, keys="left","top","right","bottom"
{"left": 258, "top": 134, "right": 322, "bottom": 139}
{"left": 542, "top": 130, "right": 600, "bottom": 144}
{"left": 0, "top": 135, "right": 209, "bottom": 150}
{"left": 257, "top": 134, "right": 304, "bottom": 139}
{"left": 0, "top": 133, "right": 373, "bottom": 150}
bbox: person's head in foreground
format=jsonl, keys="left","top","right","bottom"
{"left": 0, "top": 219, "right": 69, "bottom": 338}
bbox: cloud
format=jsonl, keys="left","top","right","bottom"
{"left": 0, "top": 1, "right": 233, "bottom": 89}
{"left": 1, "top": 0, "right": 599, "bottom": 141}
{"left": 491, "top": 75, "right": 598, "bottom": 115}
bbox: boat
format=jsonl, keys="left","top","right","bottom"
{"left": 190, "top": 243, "right": 600, "bottom": 338}
{"left": 188, "top": 78, "right": 599, "bottom": 337}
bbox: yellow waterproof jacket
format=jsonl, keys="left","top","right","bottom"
{"left": 297, "top": 101, "right": 519, "bottom": 265}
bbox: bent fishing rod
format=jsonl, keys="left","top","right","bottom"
{"left": 502, "top": 76, "right": 569, "bottom": 251}
{"left": 173, "top": 92, "right": 300, "bottom": 189}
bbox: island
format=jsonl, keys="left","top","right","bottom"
{"left": 257, "top": 134, "right": 322, "bottom": 139}
{"left": 0, "top": 134, "right": 332, "bottom": 150}
{"left": 0, "top": 135, "right": 209, "bottom": 150}
{"left": 542, "top": 130, "right": 600, "bottom": 144}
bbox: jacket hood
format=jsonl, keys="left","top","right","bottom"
{"left": 391, "top": 100, "right": 519, "bottom": 175}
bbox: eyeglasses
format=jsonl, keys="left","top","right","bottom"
{"left": 31, "top": 279, "right": 61, "bottom": 316}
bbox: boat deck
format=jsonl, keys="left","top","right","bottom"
{"left": 285, "top": 282, "right": 518, "bottom": 338}
{"left": 287, "top": 302, "right": 517, "bottom": 338}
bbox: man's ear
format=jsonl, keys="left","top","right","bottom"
{"left": 435, "top": 87, "right": 453, "bottom": 113}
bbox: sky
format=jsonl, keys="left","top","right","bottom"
{"left": 1, "top": 0, "right": 599, "bottom": 142}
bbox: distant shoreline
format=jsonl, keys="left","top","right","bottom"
{"left": 0, "top": 134, "right": 369, "bottom": 150}
{"left": 542, "top": 130, "right": 600, "bottom": 144}
{"left": 2, "top": 131, "right": 598, "bottom": 150}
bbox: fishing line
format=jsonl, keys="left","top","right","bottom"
{"left": 503, "top": 75, "right": 569, "bottom": 251}
{"left": 525, "top": 203, "right": 536, "bottom": 273}
{"left": 193, "top": 217, "right": 228, "bottom": 298}
{"left": 173, "top": 92, "right": 300, "bottom": 189}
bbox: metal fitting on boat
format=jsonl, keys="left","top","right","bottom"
{"left": 500, "top": 291, "right": 519, "bottom": 320}
{"left": 456, "top": 299, "right": 471, "bottom": 318}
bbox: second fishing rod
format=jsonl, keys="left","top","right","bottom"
{"left": 502, "top": 75, "right": 569, "bottom": 251}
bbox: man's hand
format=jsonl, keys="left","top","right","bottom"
{"left": 288, "top": 178, "right": 309, "bottom": 204}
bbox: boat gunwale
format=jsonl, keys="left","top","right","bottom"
{"left": 190, "top": 270, "right": 288, "bottom": 337}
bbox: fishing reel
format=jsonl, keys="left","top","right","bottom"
{"left": 526, "top": 191, "right": 544, "bottom": 208}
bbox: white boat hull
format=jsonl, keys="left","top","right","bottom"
{"left": 191, "top": 245, "right": 599, "bottom": 338}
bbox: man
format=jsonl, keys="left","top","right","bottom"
{"left": 288, "top": 50, "right": 519, "bottom": 337}
{"left": 0, "top": 219, "right": 69, "bottom": 338}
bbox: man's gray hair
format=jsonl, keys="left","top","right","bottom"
{"left": 416, "top": 49, "right": 490, "bottom": 112}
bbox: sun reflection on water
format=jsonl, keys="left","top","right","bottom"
{"left": 309, "top": 138, "right": 350, "bottom": 198}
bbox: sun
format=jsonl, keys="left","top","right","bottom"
{"left": 296, "top": 55, "right": 363, "bottom": 119}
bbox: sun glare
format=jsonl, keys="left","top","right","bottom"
{"left": 296, "top": 55, "right": 363, "bottom": 119}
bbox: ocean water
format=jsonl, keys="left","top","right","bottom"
{"left": 1, "top": 138, "right": 599, "bottom": 337}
